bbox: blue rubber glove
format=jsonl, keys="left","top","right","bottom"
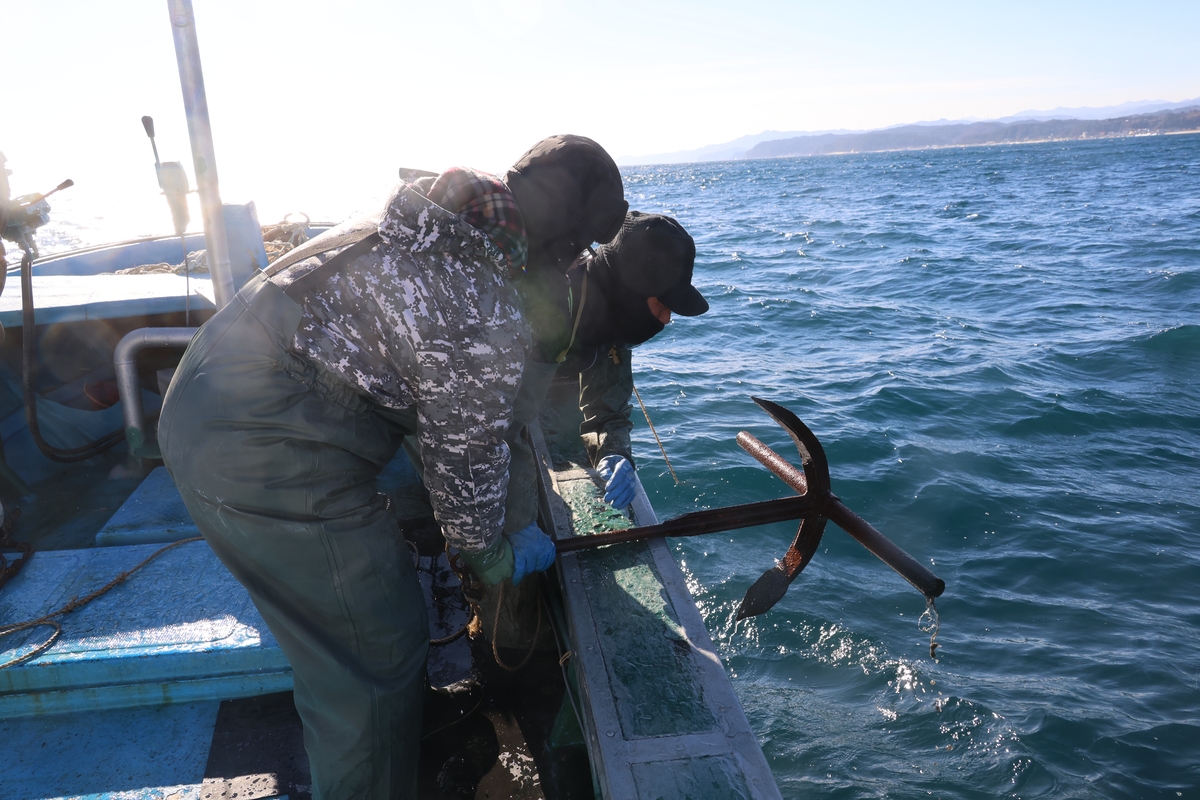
{"left": 597, "top": 455, "right": 636, "bottom": 510}
{"left": 507, "top": 522, "right": 557, "bottom": 586}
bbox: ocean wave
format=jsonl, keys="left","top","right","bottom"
{"left": 1138, "top": 323, "right": 1200, "bottom": 354}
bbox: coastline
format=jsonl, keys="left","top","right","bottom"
{"left": 745, "top": 127, "right": 1200, "bottom": 161}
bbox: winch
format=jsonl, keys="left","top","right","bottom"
{"left": 0, "top": 152, "right": 73, "bottom": 347}
{"left": 0, "top": 152, "right": 73, "bottom": 264}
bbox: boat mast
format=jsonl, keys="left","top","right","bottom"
{"left": 166, "top": 0, "right": 236, "bottom": 309}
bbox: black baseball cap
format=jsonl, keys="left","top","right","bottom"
{"left": 601, "top": 212, "right": 708, "bottom": 316}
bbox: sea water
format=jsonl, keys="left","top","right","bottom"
{"left": 623, "top": 135, "right": 1200, "bottom": 799}
{"left": 24, "top": 133, "right": 1200, "bottom": 798}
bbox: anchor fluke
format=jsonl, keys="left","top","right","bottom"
{"left": 736, "top": 564, "right": 792, "bottom": 620}
{"left": 734, "top": 397, "right": 944, "bottom": 619}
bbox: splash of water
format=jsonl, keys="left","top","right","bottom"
{"left": 919, "top": 597, "right": 940, "bottom": 661}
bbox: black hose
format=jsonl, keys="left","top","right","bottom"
{"left": 20, "top": 249, "right": 126, "bottom": 462}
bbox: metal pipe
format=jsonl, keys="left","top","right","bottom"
{"left": 167, "top": 0, "right": 235, "bottom": 309}
{"left": 114, "top": 327, "right": 197, "bottom": 456}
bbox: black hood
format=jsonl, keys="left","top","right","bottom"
{"left": 504, "top": 135, "right": 627, "bottom": 273}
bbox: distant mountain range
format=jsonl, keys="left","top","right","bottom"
{"left": 748, "top": 106, "right": 1200, "bottom": 160}
{"left": 618, "top": 97, "right": 1200, "bottom": 165}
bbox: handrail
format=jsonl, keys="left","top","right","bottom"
{"left": 114, "top": 327, "right": 197, "bottom": 457}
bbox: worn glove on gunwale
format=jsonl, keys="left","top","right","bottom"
{"left": 597, "top": 454, "right": 636, "bottom": 510}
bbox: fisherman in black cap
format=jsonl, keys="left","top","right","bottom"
{"left": 571, "top": 211, "right": 708, "bottom": 504}
{"left": 497, "top": 211, "right": 709, "bottom": 593}
{"left": 159, "top": 135, "right": 626, "bottom": 800}
{"left": 464, "top": 211, "right": 708, "bottom": 655}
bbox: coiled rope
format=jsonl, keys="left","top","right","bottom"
{"left": 0, "top": 537, "right": 203, "bottom": 670}
{"left": 262, "top": 212, "right": 311, "bottom": 264}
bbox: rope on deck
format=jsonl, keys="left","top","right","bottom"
{"left": 0, "top": 536, "right": 203, "bottom": 670}
{"left": 108, "top": 213, "right": 312, "bottom": 275}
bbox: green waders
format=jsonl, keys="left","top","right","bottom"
{"left": 159, "top": 274, "right": 429, "bottom": 799}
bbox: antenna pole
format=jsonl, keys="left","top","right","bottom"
{"left": 166, "top": 0, "right": 235, "bottom": 309}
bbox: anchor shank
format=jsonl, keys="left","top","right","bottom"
{"left": 824, "top": 497, "right": 945, "bottom": 599}
{"left": 554, "top": 494, "right": 820, "bottom": 553}
{"left": 737, "top": 431, "right": 945, "bottom": 599}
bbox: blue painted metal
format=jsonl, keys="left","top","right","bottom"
{"left": 0, "top": 201, "right": 272, "bottom": 329}
{"left": 0, "top": 389, "right": 163, "bottom": 488}
{"left": 0, "top": 541, "right": 291, "bottom": 718}
{"left": 4, "top": 202, "right": 293, "bottom": 327}
{"left": 1, "top": 672, "right": 294, "bottom": 719}
{"left": 22, "top": 223, "right": 328, "bottom": 278}
{"left": 0, "top": 274, "right": 217, "bottom": 329}
{"left": 95, "top": 467, "right": 199, "bottom": 547}
{"left": 25, "top": 233, "right": 209, "bottom": 276}
{"left": 223, "top": 202, "right": 270, "bottom": 290}
{"left": 0, "top": 701, "right": 219, "bottom": 800}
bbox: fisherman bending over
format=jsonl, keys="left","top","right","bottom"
{"left": 462, "top": 211, "right": 707, "bottom": 653}
{"left": 159, "top": 135, "right": 626, "bottom": 799}
{"left": 505, "top": 210, "right": 709, "bottom": 534}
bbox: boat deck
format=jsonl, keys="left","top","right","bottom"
{"left": 1, "top": 374, "right": 780, "bottom": 799}
{"left": 2, "top": 449, "right": 575, "bottom": 799}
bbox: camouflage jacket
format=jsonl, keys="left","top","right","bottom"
{"left": 269, "top": 183, "right": 529, "bottom": 553}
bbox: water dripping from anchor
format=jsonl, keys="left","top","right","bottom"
{"left": 918, "top": 597, "right": 940, "bottom": 661}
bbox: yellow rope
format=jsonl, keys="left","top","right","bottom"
{"left": 490, "top": 579, "right": 544, "bottom": 672}
{"left": 632, "top": 383, "right": 682, "bottom": 485}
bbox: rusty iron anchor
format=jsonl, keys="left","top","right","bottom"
{"left": 735, "top": 396, "right": 944, "bottom": 619}
{"left": 553, "top": 397, "right": 945, "bottom": 620}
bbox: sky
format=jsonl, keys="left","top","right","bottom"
{"left": 2, "top": 0, "right": 1199, "bottom": 236}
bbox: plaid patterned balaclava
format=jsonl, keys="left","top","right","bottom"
{"left": 425, "top": 167, "right": 528, "bottom": 276}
